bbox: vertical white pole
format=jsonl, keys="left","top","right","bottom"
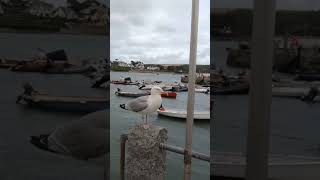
{"left": 184, "top": 0, "right": 199, "bottom": 179}
{"left": 246, "top": 0, "right": 276, "bottom": 180}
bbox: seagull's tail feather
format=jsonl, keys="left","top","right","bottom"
{"left": 120, "top": 104, "right": 126, "bottom": 110}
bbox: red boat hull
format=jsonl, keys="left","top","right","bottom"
{"left": 161, "top": 92, "right": 177, "bottom": 98}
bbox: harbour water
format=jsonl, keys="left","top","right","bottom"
{"left": 0, "top": 33, "right": 107, "bottom": 179}
{"left": 212, "top": 40, "right": 320, "bottom": 157}
{"left": 110, "top": 72, "right": 210, "bottom": 179}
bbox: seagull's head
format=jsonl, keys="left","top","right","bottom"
{"left": 151, "top": 86, "right": 164, "bottom": 95}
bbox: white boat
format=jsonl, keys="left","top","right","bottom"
{"left": 195, "top": 88, "right": 210, "bottom": 93}
{"left": 213, "top": 151, "right": 320, "bottom": 180}
{"left": 157, "top": 109, "right": 210, "bottom": 120}
{"left": 18, "top": 93, "right": 108, "bottom": 113}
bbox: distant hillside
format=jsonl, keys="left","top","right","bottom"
{"left": 212, "top": 8, "right": 320, "bottom": 39}
{"left": 144, "top": 64, "right": 210, "bottom": 73}
{"left": 0, "top": 0, "right": 108, "bottom": 35}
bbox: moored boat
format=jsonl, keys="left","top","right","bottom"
{"left": 115, "top": 89, "right": 177, "bottom": 98}
{"left": 161, "top": 92, "right": 177, "bottom": 98}
{"left": 115, "top": 91, "right": 149, "bottom": 97}
{"left": 111, "top": 81, "right": 138, "bottom": 85}
{"left": 0, "top": 59, "right": 20, "bottom": 69}
{"left": 17, "top": 93, "right": 108, "bottom": 113}
{"left": 157, "top": 108, "right": 209, "bottom": 120}
{"left": 10, "top": 60, "right": 72, "bottom": 73}
{"left": 195, "top": 88, "right": 210, "bottom": 93}
{"left": 171, "top": 86, "right": 188, "bottom": 92}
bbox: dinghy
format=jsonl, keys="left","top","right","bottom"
{"left": 161, "top": 92, "right": 177, "bottom": 98}
{"left": 157, "top": 108, "right": 209, "bottom": 120}
{"left": 111, "top": 80, "right": 138, "bottom": 85}
{"left": 115, "top": 89, "right": 177, "bottom": 98}
{"left": 115, "top": 91, "right": 149, "bottom": 98}
{"left": 171, "top": 86, "right": 188, "bottom": 92}
{"left": 0, "top": 59, "right": 19, "bottom": 69}
{"left": 213, "top": 151, "right": 320, "bottom": 180}
{"left": 17, "top": 93, "right": 108, "bottom": 113}
{"left": 195, "top": 88, "right": 210, "bottom": 93}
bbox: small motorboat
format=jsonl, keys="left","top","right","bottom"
{"left": 111, "top": 77, "right": 139, "bottom": 85}
{"left": 10, "top": 60, "right": 72, "bottom": 73}
{"left": 138, "top": 84, "right": 164, "bottom": 90}
{"left": 111, "top": 80, "right": 138, "bottom": 85}
{"left": 16, "top": 85, "right": 108, "bottom": 113}
{"left": 17, "top": 93, "right": 108, "bottom": 113}
{"left": 171, "top": 86, "right": 188, "bottom": 92}
{"left": 157, "top": 108, "right": 209, "bottom": 120}
{"left": 161, "top": 92, "right": 177, "bottom": 98}
{"left": 115, "top": 89, "right": 177, "bottom": 98}
{"left": 0, "top": 59, "right": 20, "bottom": 69}
{"left": 115, "top": 90, "right": 149, "bottom": 97}
{"left": 195, "top": 88, "right": 210, "bottom": 93}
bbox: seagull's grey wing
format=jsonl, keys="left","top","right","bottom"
{"left": 126, "top": 96, "right": 149, "bottom": 112}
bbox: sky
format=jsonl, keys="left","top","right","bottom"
{"left": 212, "top": 0, "right": 320, "bottom": 10}
{"left": 110, "top": 0, "right": 210, "bottom": 65}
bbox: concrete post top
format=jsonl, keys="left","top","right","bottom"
{"left": 127, "top": 124, "right": 168, "bottom": 142}
{"left": 126, "top": 125, "right": 168, "bottom": 180}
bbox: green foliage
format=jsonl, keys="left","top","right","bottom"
{"left": 111, "top": 65, "right": 130, "bottom": 72}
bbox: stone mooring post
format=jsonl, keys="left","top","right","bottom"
{"left": 126, "top": 125, "right": 168, "bottom": 180}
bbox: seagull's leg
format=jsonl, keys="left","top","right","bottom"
{"left": 143, "top": 114, "right": 149, "bottom": 129}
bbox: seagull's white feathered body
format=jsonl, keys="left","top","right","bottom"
{"left": 120, "top": 86, "right": 163, "bottom": 129}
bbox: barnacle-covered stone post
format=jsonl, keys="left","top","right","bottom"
{"left": 126, "top": 125, "right": 168, "bottom": 180}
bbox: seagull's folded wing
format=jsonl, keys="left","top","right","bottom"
{"left": 126, "top": 96, "right": 149, "bottom": 112}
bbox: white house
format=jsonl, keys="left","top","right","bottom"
{"left": 146, "top": 66, "right": 160, "bottom": 71}
{"left": 118, "top": 61, "right": 128, "bottom": 67}
{"left": 134, "top": 62, "right": 144, "bottom": 70}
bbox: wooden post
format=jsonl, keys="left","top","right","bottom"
{"left": 246, "top": 0, "right": 276, "bottom": 180}
{"left": 184, "top": 0, "right": 199, "bottom": 180}
{"left": 120, "top": 134, "right": 128, "bottom": 180}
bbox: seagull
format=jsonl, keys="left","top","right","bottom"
{"left": 120, "top": 86, "right": 164, "bottom": 129}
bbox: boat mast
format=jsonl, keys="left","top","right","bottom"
{"left": 184, "top": 0, "right": 199, "bottom": 179}
{"left": 246, "top": 0, "right": 275, "bottom": 180}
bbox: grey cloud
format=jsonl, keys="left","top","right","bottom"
{"left": 154, "top": 25, "right": 176, "bottom": 33}
{"left": 111, "top": 0, "right": 210, "bottom": 65}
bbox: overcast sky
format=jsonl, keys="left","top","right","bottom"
{"left": 212, "top": 0, "right": 320, "bottom": 10}
{"left": 110, "top": 0, "right": 210, "bottom": 65}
